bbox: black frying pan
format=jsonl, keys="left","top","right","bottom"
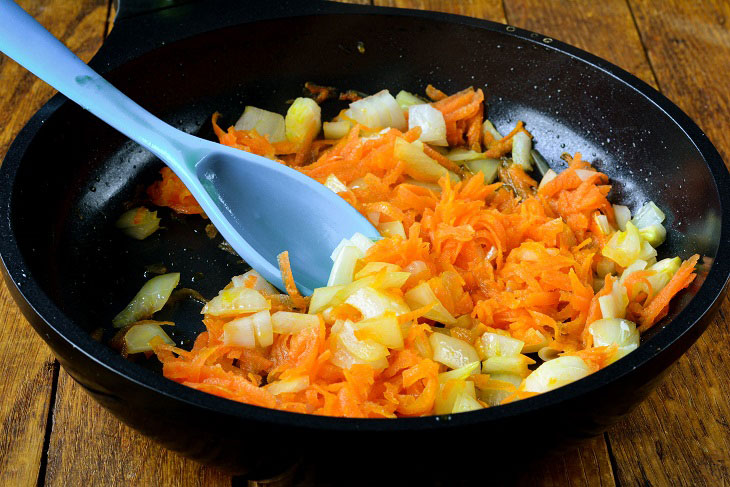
{"left": 1, "top": 0, "right": 729, "bottom": 480}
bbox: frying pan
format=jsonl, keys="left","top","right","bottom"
{"left": 1, "top": 0, "right": 729, "bottom": 480}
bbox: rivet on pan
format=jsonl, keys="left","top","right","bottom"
{"left": 506, "top": 25, "right": 516, "bottom": 32}
{"left": 543, "top": 37, "right": 553, "bottom": 44}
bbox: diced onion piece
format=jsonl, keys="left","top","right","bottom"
{"left": 285, "top": 97, "right": 321, "bottom": 146}
{"left": 323, "top": 120, "right": 351, "bottom": 140}
{"left": 446, "top": 148, "right": 485, "bottom": 162}
{"left": 588, "top": 318, "right": 640, "bottom": 362}
{"left": 465, "top": 159, "right": 499, "bottom": 184}
{"left": 404, "top": 282, "right": 457, "bottom": 325}
{"left": 596, "top": 257, "right": 615, "bottom": 278}
{"left": 124, "top": 323, "right": 174, "bottom": 354}
{"left": 345, "top": 286, "right": 410, "bottom": 320}
{"left": 599, "top": 284, "right": 629, "bottom": 319}
{"left": 354, "top": 314, "right": 404, "bottom": 349}
{"left": 479, "top": 332, "right": 524, "bottom": 359}
{"left": 619, "top": 259, "right": 648, "bottom": 285}
{"left": 602, "top": 221, "right": 641, "bottom": 267}
{"left": 115, "top": 207, "right": 160, "bottom": 240}
{"left": 394, "top": 138, "right": 449, "bottom": 183}
{"left": 594, "top": 214, "right": 612, "bottom": 235}
{"left": 354, "top": 262, "right": 402, "bottom": 279}
{"left": 452, "top": 392, "right": 483, "bottom": 413}
{"left": 349, "top": 232, "right": 375, "bottom": 255}
{"left": 639, "top": 240, "right": 658, "bottom": 264}
{"left": 338, "top": 320, "right": 389, "bottom": 362}
{"left": 613, "top": 204, "right": 631, "bottom": 231}
{"left": 434, "top": 378, "right": 468, "bottom": 414}
{"left": 235, "top": 105, "right": 286, "bottom": 143}
{"left": 639, "top": 224, "right": 667, "bottom": 247}
{"left": 113, "top": 273, "right": 180, "bottom": 328}
{"left": 537, "top": 346, "right": 561, "bottom": 362}
{"left": 538, "top": 169, "right": 558, "bottom": 190}
{"left": 344, "top": 90, "right": 406, "bottom": 130}
{"left": 324, "top": 174, "right": 349, "bottom": 194}
{"left": 231, "top": 270, "right": 278, "bottom": 295}
{"left": 271, "top": 311, "right": 319, "bottom": 334}
{"left": 482, "top": 120, "right": 502, "bottom": 141}
{"left": 327, "top": 245, "right": 362, "bottom": 286}
{"left": 631, "top": 201, "right": 666, "bottom": 229}
{"left": 408, "top": 104, "right": 447, "bottom": 146}
{"left": 330, "top": 332, "right": 389, "bottom": 371}
{"left": 511, "top": 131, "right": 532, "bottom": 170}
{"left": 481, "top": 355, "right": 532, "bottom": 377}
{"left": 438, "top": 361, "right": 481, "bottom": 383}
{"left": 522, "top": 356, "right": 592, "bottom": 393}
{"left": 265, "top": 376, "right": 309, "bottom": 396}
{"left": 202, "top": 287, "right": 270, "bottom": 317}
{"left": 395, "top": 90, "right": 427, "bottom": 110}
{"left": 378, "top": 220, "right": 407, "bottom": 239}
{"left": 429, "top": 333, "right": 480, "bottom": 370}
{"left": 223, "top": 315, "right": 256, "bottom": 348}
{"left": 308, "top": 285, "right": 344, "bottom": 314}
{"left": 646, "top": 257, "right": 681, "bottom": 298}
{"left": 575, "top": 169, "right": 598, "bottom": 181}
{"left": 251, "top": 310, "right": 274, "bottom": 347}
{"left": 476, "top": 373, "right": 521, "bottom": 407}
{"left": 520, "top": 328, "right": 549, "bottom": 354}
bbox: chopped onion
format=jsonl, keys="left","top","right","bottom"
{"left": 596, "top": 257, "right": 615, "bottom": 278}
{"left": 538, "top": 169, "right": 558, "bottom": 190}
{"left": 464, "top": 159, "right": 499, "bottom": 183}
{"left": 602, "top": 221, "right": 641, "bottom": 267}
{"left": 395, "top": 90, "right": 427, "bottom": 110}
{"left": 285, "top": 97, "right": 321, "bottom": 146}
{"left": 202, "top": 287, "right": 269, "bottom": 317}
{"left": 231, "top": 270, "right": 278, "bottom": 295}
{"left": 589, "top": 318, "right": 639, "bottom": 362}
{"left": 327, "top": 245, "right": 362, "bottom": 286}
{"left": 394, "top": 138, "right": 450, "bottom": 183}
{"left": 113, "top": 273, "right": 180, "bottom": 328}
{"left": 599, "top": 284, "right": 629, "bottom": 319}
{"left": 349, "top": 232, "right": 375, "bottom": 255}
{"left": 124, "top": 323, "right": 174, "bottom": 354}
{"left": 646, "top": 257, "right": 681, "bottom": 298}
{"left": 575, "top": 168, "right": 598, "bottom": 181}
{"left": 537, "top": 346, "right": 561, "bottom": 362}
{"left": 344, "top": 90, "right": 406, "bottom": 130}
{"left": 378, "top": 220, "right": 407, "bottom": 239}
{"left": 446, "top": 148, "right": 485, "bottom": 162}
{"left": 429, "top": 333, "right": 480, "bottom": 370}
{"left": 323, "top": 120, "right": 351, "bottom": 140}
{"left": 345, "top": 286, "right": 410, "bottom": 320}
{"left": 451, "top": 392, "right": 483, "bottom": 413}
{"left": 594, "top": 214, "right": 612, "bottom": 235}
{"left": 115, "top": 207, "right": 160, "bottom": 240}
{"left": 324, "top": 174, "right": 349, "bottom": 194}
{"left": 520, "top": 328, "right": 549, "bottom": 354}
{"left": 434, "top": 377, "right": 469, "bottom": 414}
{"left": 613, "top": 204, "right": 631, "bottom": 231}
{"left": 619, "top": 259, "right": 648, "bottom": 285}
{"left": 402, "top": 178, "right": 442, "bottom": 193}
{"left": 482, "top": 119, "right": 502, "bottom": 141}
{"left": 271, "top": 311, "right": 319, "bottom": 334}
{"left": 511, "top": 131, "right": 533, "bottom": 170}
{"left": 522, "top": 356, "right": 592, "bottom": 393}
{"left": 438, "top": 361, "right": 481, "bottom": 383}
{"left": 481, "top": 355, "right": 533, "bottom": 377}
{"left": 223, "top": 315, "right": 257, "bottom": 348}
{"left": 308, "top": 285, "right": 344, "bottom": 314}
{"left": 639, "top": 240, "right": 658, "bottom": 264}
{"left": 235, "top": 105, "right": 286, "bottom": 143}
{"left": 355, "top": 262, "right": 402, "bottom": 279}
{"left": 251, "top": 310, "right": 274, "bottom": 347}
{"left": 479, "top": 332, "right": 524, "bottom": 359}
{"left": 265, "top": 376, "right": 309, "bottom": 396}
{"left": 404, "top": 281, "right": 457, "bottom": 325}
{"left": 631, "top": 201, "right": 666, "bottom": 229}
{"left": 639, "top": 223, "right": 667, "bottom": 247}
{"left": 408, "top": 104, "right": 447, "bottom": 146}
{"left": 354, "top": 314, "right": 404, "bottom": 349}
{"left": 338, "top": 320, "right": 389, "bottom": 362}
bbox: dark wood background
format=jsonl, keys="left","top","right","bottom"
{"left": 1, "top": 0, "right": 728, "bottom": 485}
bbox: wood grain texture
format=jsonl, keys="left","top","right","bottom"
{"left": 0, "top": 1, "right": 108, "bottom": 485}
{"left": 44, "top": 370, "right": 231, "bottom": 487}
{"left": 374, "top": 0, "right": 505, "bottom": 20}
{"left": 503, "top": 0, "right": 657, "bottom": 89}
{"left": 607, "top": 1, "right": 730, "bottom": 485}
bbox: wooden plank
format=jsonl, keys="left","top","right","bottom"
{"left": 605, "top": 1, "right": 730, "bottom": 485}
{"left": 0, "top": 1, "right": 108, "bottom": 485}
{"left": 44, "top": 370, "right": 231, "bottom": 487}
{"left": 373, "top": 0, "right": 506, "bottom": 21}
{"left": 503, "top": 0, "right": 657, "bottom": 88}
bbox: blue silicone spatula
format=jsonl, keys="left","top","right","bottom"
{"left": 0, "top": 0, "right": 379, "bottom": 295}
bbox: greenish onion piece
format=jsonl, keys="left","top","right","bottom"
{"left": 639, "top": 223, "right": 667, "bottom": 247}
{"left": 378, "top": 220, "right": 407, "bottom": 239}
{"left": 235, "top": 105, "right": 286, "bottom": 143}
{"left": 511, "top": 131, "right": 533, "bottom": 170}
{"left": 271, "top": 311, "right": 320, "bottom": 334}
{"left": 285, "top": 97, "right": 321, "bottom": 146}
{"left": 446, "top": 147, "right": 485, "bottom": 162}
{"left": 602, "top": 221, "right": 641, "bottom": 267}
{"left": 482, "top": 119, "right": 502, "bottom": 142}
{"left": 323, "top": 120, "right": 352, "bottom": 140}
{"left": 588, "top": 318, "right": 640, "bottom": 362}
{"left": 113, "top": 273, "right": 180, "bottom": 328}
{"left": 394, "top": 138, "right": 451, "bottom": 183}
{"left": 522, "top": 356, "right": 592, "bottom": 393}
{"left": 464, "top": 159, "right": 499, "bottom": 184}
{"left": 327, "top": 245, "right": 362, "bottom": 286}
{"left": 479, "top": 332, "right": 524, "bottom": 359}
{"left": 324, "top": 174, "right": 349, "bottom": 194}
{"left": 202, "top": 287, "right": 270, "bottom": 317}
{"left": 404, "top": 281, "right": 457, "bottom": 325}
{"left": 429, "top": 333, "right": 480, "bottom": 370}
{"left": 345, "top": 286, "right": 410, "bottom": 320}
{"left": 124, "top": 322, "right": 174, "bottom": 354}
{"left": 115, "top": 207, "right": 160, "bottom": 240}
{"left": 538, "top": 168, "right": 558, "bottom": 190}
{"left": 308, "top": 285, "right": 345, "bottom": 315}
{"left": 613, "top": 204, "right": 631, "bottom": 231}
{"left": 631, "top": 201, "right": 666, "bottom": 229}
{"left": 408, "top": 104, "right": 447, "bottom": 146}
{"left": 395, "top": 90, "right": 427, "bottom": 111}
{"left": 451, "top": 392, "right": 483, "bottom": 413}
{"left": 481, "top": 355, "right": 532, "bottom": 377}
{"left": 345, "top": 90, "right": 406, "bottom": 131}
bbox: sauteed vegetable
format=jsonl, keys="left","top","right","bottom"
{"left": 113, "top": 84, "right": 698, "bottom": 417}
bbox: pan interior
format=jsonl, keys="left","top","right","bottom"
{"left": 10, "top": 14, "right": 721, "bottom": 374}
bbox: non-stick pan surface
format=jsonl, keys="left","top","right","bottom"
{"left": 1, "top": 0, "right": 728, "bottom": 478}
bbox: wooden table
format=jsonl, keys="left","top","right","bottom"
{"left": 1, "top": 1, "right": 729, "bottom": 485}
